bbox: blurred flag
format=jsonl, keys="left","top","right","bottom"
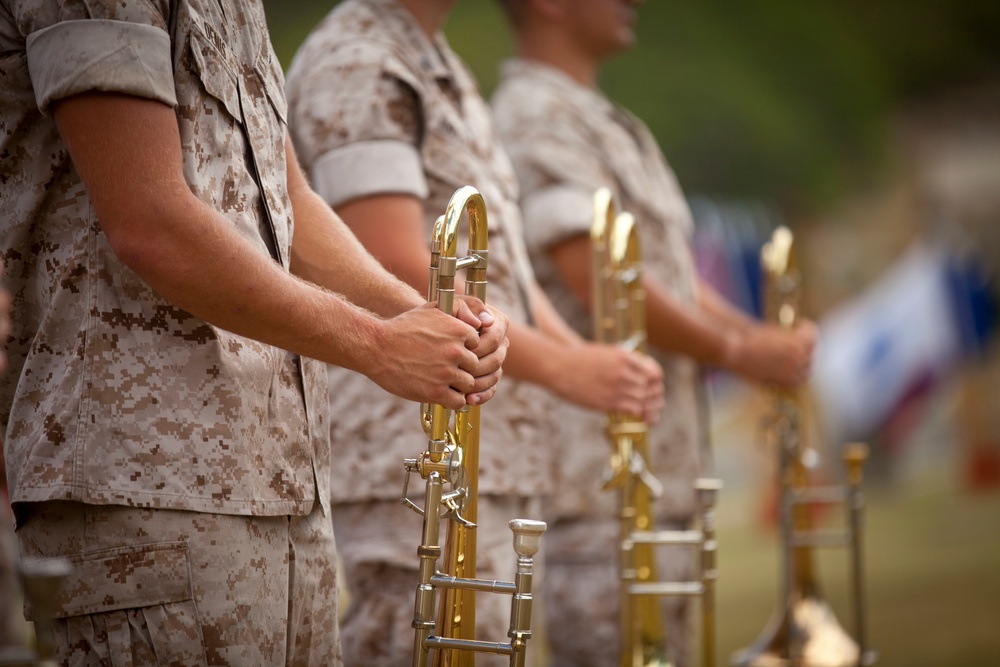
{"left": 812, "top": 242, "right": 966, "bottom": 444}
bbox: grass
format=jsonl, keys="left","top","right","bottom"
{"left": 525, "top": 455, "right": 1000, "bottom": 667}
{"left": 704, "top": 470, "right": 1000, "bottom": 667}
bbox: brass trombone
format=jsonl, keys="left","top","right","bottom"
{"left": 731, "top": 227, "right": 875, "bottom": 667}
{"left": 401, "top": 185, "right": 546, "bottom": 667}
{"left": 591, "top": 188, "right": 722, "bottom": 667}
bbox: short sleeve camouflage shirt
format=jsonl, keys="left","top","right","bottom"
{"left": 286, "top": 0, "right": 551, "bottom": 502}
{"left": 0, "top": 0, "right": 329, "bottom": 517}
{"left": 493, "top": 59, "right": 701, "bottom": 520}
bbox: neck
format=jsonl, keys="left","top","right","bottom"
{"left": 515, "top": 29, "right": 600, "bottom": 88}
{"left": 397, "top": 0, "right": 454, "bottom": 37}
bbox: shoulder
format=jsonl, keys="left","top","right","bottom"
{"left": 287, "top": 10, "right": 424, "bottom": 103}
{"left": 286, "top": 29, "right": 423, "bottom": 130}
{"left": 495, "top": 81, "right": 600, "bottom": 172}
{"left": 493, "top": 69, "right": 595, "bottom": 146}
{"left": 492, "top": 69, "right": 566, "bottom": 126}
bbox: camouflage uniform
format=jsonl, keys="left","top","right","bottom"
{"left": 285, "top": 2, "right": 549, "bottom": 666}
{"left": 493, "top": 59, "right": 703, "bottom": 667}
{"left": 0, "top": 1, "right": 338, "bottom": 663}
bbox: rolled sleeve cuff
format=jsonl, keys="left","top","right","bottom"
{"left": 521, "top": 185, "right": 597, "bottom": 251}
{"left": 26, "top": 19, "right": 176, "bottom": 117}
{"left": 310, "top": 140, "right": 429, "bottom": 208}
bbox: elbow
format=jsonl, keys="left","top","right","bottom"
{"left": 96, "top": 191, "right": 195, "bottom": 285}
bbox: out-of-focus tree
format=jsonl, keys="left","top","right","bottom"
{"left": 263, "top": 0, "right": 1000, "bottom": 215}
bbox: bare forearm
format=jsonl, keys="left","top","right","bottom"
{"left": 645, "top": 275, "right": 736, "bottom": 366}
{"left": 288, "top": 185, "right": 423, "bottom": 318}
{"left": 502, "top": 320, "right": 576, "bottom": 390}
{"left": 697, "top": 279, "right": 756, "bottom": 334}
{"left": 530, "top": 284, "right": 583, "bottom": 347}
{"left": 116, "top": 190, "right": 391, "bottom": 372}
{"left": 504, "top": 319, "right": 663, "bottom": 418}
{"left": 551, "top": 234, "right": 735, "bottom": 368}
{"left": 52, "top": 94, "right": 393, "bottom": 374}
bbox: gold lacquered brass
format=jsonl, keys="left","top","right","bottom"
{"left": 402, "top": 186, "right": 546, "bottom": 667}
{"left": 731, "top": 227, "right": 875, "bottom": 667}
{"left": 592, "top": 188, "right": 722, "bottom": 667}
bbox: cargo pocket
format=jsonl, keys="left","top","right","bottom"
{"left": 28, "top": 541, "right": 208, "bottom": 666}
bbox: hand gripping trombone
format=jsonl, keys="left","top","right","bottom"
{"left": 401, "top": 185, "right": 546, "bottom": 667}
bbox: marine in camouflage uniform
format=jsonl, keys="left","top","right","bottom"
{"left": 493, "top": 57, "right": 703, "bottom": 667}
{"left": 285, "top": 1, "right": 549, "bottom": 665}
{"left": 287, "top": 1, "right": 668, "bottom": 663}
{"left": 492, "top": 3, "right": 817, "bottom": 663}
{"left": 0, "top": 0, "right": 508, "bottom": 664}
{"left": 0, "top": 1, "right": 338, "bottom": 663}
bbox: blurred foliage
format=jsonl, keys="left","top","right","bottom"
{"left": 263, "top": 0, "right": 1000, "bottom": 215}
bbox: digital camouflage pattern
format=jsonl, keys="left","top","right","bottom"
{"left": 493, "top": 59, "right": 703, "bottom": 667}
{"left": 284, "top": 2, "right": 551, "bottom": 664}
{"left": 493, "top": 58, "right": 703, "bottom": 524}
{"left": 331, "top": 496, "right": 542, "bottom": 667}
{"left": 0, "top": 1, "right": 339, "bottom": 662}
{"left": 0, "top": 0, "right": 329, "bottom": 517}
{"left": 16, "top": 500, "right": 340, "bottom": 666}
{"left": 285, "top": 0, "right": 551, "bottom": 504}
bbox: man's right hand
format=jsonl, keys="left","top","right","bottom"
{"left": 364, "top": 302, "right": 509, "bottom": 411}
{"left": 452, "top": 296, "right": 510, "bottom": 407}
{"left": 552, "top": 343, "right": 664, "bottom": 423}
{"left": 730, "top": 320, "right": 817, "bottom": 388}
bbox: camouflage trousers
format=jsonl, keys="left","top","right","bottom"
{"left": 543, "top": 516, "right": 695, "bottom": 667}
{"left": 14, "top": 500, "right": 341, "bottom": 666}
{"left": 332, "top": 495, "right": 543, "bottom": 667}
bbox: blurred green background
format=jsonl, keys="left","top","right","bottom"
{"left": 261, "top": 2, "right": 1000, "bottom": 665}
{"left": 264, "top": 0, "right": 1000, "bottom": 216}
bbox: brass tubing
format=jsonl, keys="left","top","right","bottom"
{"left": 734, "top": 226, "right": 871, "bottom": 667}
{"left": 424, "top": 638, "right": 513, "bottom": 656}
{"left": 789, "top": 487, "right": 850, "bottom": 504}
{"left": 630, "top": 583, "right": 705, "bottom": 596}
{"left": 698, "top": 478, "right": 721, "bottom": 667}
{"left": 413, "top": 472, "right": 446, "bottom": 667}
{"left": 430, "top": 576, "right": 517, "bottom": 595}
{"left": 629, "top": 530, "right": 704, "bottom": 545}
{"left": 592, "top": 188, "right": 722, "bottom": 667}
{"left": 508, "top": 519, "right": 545, "bottom": 667}
{"left": 0, "top": 554, "right": 70, "bottom": 667}
{"left": 403, "top": 187, "right": 545, "bottom": 667}
{"left": 844, "top": 444, "right": 870, "bottom": 667}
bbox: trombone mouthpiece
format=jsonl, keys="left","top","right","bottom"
{"left": 509, "top": 519, "right": 546, "bottom": 557}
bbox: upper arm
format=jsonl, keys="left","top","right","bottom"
{"left": 286, "top": 43, "right": 427, "bottom": 208}
{"left": 548, "top": 232, "right": 594, "bottom": 310}
{"left": 53, "top": 92, "right": 190, "bottom": 253}
{"left": 17, "top": 3, "right": 184, "bottom": 250}
{"left": 336, "top": 194, "right": 430, "bottom": 292}
{"left": 496, "top": 96, "right": 615, "bottom": 285}
{"left": 285, "top": 44, "right": 432, "bottom": 291}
